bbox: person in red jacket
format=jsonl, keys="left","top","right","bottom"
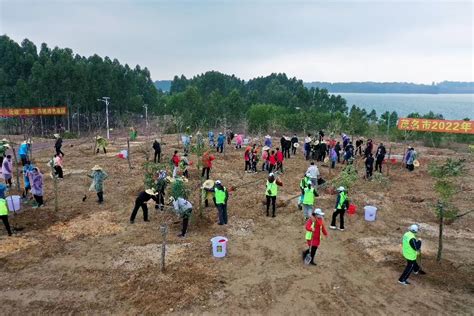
{"left": 302, "top": 208, "right": 328, "bottom": 265}
{"left": 268, "top": 150, "right": 277, "bottom": 173}
{"left": 244, "top": 147, "right": 251, "bottom": 171}
{"left": 172, "top": 150, "right": 180, "bottom": 178}
{"left": 201, "top": 151, "right": 215, "bottom": 180}
{"left": 276, "top": 147, "right": 284, "bottom": 172}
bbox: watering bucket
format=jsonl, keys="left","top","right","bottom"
{"left": 6, "top": 195, "right": 21, "bottom": 212}
{"left": 364, "top": 206, "right": 377, "bottom": 221}
{"left": 347, "top": 204, "right": 356, "bottom": 215}
{"left": 211, "top": 236, "right": 228, "bottom": 258}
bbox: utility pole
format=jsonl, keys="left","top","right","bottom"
{"left": 97, "top": 97, "right": 110, "bottom": 139}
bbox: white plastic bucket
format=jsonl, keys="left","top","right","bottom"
{"left": 364, "top": 206, "right": 377, "bottom": 221}
{"left": 211, "top": 236, "right": 228, "bottom": 258}
{"left": 6, "top": 195, "right": 21, "bottom": 212}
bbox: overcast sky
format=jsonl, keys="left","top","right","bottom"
{"left": 1, "top": 0, "right": 473, "bottom": 83}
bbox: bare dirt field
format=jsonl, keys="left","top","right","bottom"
{"left": 0, "top": 133, "right": 473, "bottom": 315}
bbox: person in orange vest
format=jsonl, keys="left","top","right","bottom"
{"left": 302, "top": 208, "right": 328, "bottom": 265}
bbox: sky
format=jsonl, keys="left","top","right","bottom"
{"left": 1, "top": 0, "right": 473, "bottom": 83}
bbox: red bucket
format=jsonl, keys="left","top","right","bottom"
{"left": 347, "top": 204, "right": 356, "bottom": 215}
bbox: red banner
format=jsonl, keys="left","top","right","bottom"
{"left": 397, "top": 118, "right": 474, "bottom": 134}
{"left": 0, "top": 107, "right": 67, "bottom": 117}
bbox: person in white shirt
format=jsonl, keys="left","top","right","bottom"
{"left": 306, "top": 162, "right": 320, "bottom": 187}
{"left": 171, "top": 197, "right": 193, "bottom": 237}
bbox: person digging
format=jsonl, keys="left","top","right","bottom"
{"left": 86, "top": 165, "right": 108, "bottom": 203}
{"left": 170, "top": 196, "right": 193, "bottom": 237}
{"left": 130, "top": 189, "right": 160, "bottom": 224}
{"left": 303, "top": 208, "right": 328, "bottom": 265}
{"left": 398, "top": 224, "right": 426, "bottom": 285}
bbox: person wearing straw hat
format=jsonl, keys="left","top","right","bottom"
{"left": 330, "top": 186, "right": 349, "bottom": 231}
{"left": 88, "top": 165, "right": 108, "bottom": 203}
{"left": 170, "top": 196, "right": 193, "bottom": 237}
{"left": 303, "top": 208, "right": 328, "bottom": 265}
{"left": 54, "top": 133, "right": 64, "bottom": 156}
{"left": 398, "top": 224, "right": 426, "bottom": 285}
{"left": 19, "top": 140, "right": 31, "bottom": 165}
{"left": 130, "top": 188, "right": 160, "bottom": 223}
{"left": 201, "top": 179, "right": 215, "bottom": 207}
{"left": 291, "top": 134, "right": 299, "bottom": 155}
{"left": 95, "top": 136, "right": 108, "bottom": 154}
{"left": 0, "top": 195, "right": 12, "bottom": 236}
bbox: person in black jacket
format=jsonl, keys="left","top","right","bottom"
{"left": 375, "top": 143, "right": 387, "bottom": 173}
{"left": 130, "top": 189, "right": 160, "bottom": 223}
{"left": 355, "top": 139, "right": 364, "bottom": 156}
{"left": 153, "top": 139, "right": 161, "bottom": 163}
{"left": 291, "top": 134, "right": 298, "bottom": 155}
{"left": 334, "top": 142, "right": 342, "bottom": 163}
{"left": 365, "top": 153, "right": 374, "bottom": 179}
{"left": 54, "top": 134, "right": 64, "bottom": 156}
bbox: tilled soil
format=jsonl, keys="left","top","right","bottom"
{"left": 0, "top": 134, "right": 473, "bottom": 315}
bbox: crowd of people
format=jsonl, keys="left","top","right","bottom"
{"left": 0, "top": 130, "right": 424, "bottom": 285}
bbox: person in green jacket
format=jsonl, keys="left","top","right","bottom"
{"left": 265, "top": 173, "right": 282, "bottom": 217}
{"left": 398, "top": 224, "right": 426, "bottom": 285}
{"left": 0, "top": 197, "right": 12, "bottom": 236}
{"left": 298, "top": 173, "right": 311, "bottom": 210}
{"left": 95, "top": 136, "right": 108, "bottom": 154}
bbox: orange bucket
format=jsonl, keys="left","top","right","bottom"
{"left": 347, "top": 204, "right": 356, "bottom": 215}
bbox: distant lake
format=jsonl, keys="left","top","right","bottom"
{"left": 333, "top": 93, "right": 474, "bottom": 120}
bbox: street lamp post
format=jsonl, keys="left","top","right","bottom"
{"left": 97, "top": 97, "right": 110, "bottom": 139}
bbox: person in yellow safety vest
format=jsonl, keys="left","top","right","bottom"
{"left": 0, "top": 197, "right": 12, "bottom": 236}
{"left": 265, "top": 173, "right": 282, "bottom": 217}
{"left": 303, "top": 208, "right": 328, "bottom": 265}
{"left": 298, "top": 173, "right": 311, "bottom": 210}
{"left": 330, "top": 186, "right": 349, "bottom": 231}
{"left": 398, "top": 224, "right": 426, "bottom": 285}
{"left": 302, "top": 182, "right": 319, "bottom": 219}
{"left": 213, "top": 180, "right": 229, "bottom": 225}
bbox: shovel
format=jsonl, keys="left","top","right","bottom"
{"left": 304, "top": 245, "right": 313, "bottom": 265}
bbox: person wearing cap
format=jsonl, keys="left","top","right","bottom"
{"left": 130, "top": 189, "right": 160, "bottom": 223}
{"left": 298, "top": 173, "right": 311, "bottom": 210}
{"left": 265, "top": 173, "right": 282, "bottom": 217}
{"left": 330, "top": 187, "right": 349, "bottom": 231}
{"left": 171, "top": 151, "right": 180, "bottom": 178}
{"left": 213, "top": 180, "right": 228, "bottom": 225}
{"left": 1, "top": 155, "right": 13, "bottom": 188}
{"left": 30, "top": 167, "right": 44, "bottom": 208}
{"left": 375, "top": 143, "right": 386, "bottom": 173}
{"left": 171, "top": 196, "right": 193, "bottom": 237}
{"left": 152, "top": 139, "right": 161, "bottom": 163}
{"left": 303, "top": 209, "right": 328, "bottom": 265}
{"left": 291, "top": 134, "right": 298, "bottom": 155}
{"left": 19, "top": 140, "right": 30, "bottom": 165}
{"left": 88, "top": 165, "right": 108, "bottom": 203}
{"left": 302, "top": 182, "right": 319, "bottom": 219}
{"left": 95, "top": 136, "right": 108, "bottom": 154}
{"left": 0, "top": 195, "right": 12, "bottom": 236}
{"left": 217, "top": 132, "right": 225, "bottom": 153}
{"left": 54, "top": 134, "right": 64, "bottom": 156}
{"left": 399, "top": 224, "right": 426, "bottom": 285}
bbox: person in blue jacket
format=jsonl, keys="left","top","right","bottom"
{"left": 19, "top": 140, "right": 30, "bottom": 165}
{"left": 217, "top": 132, "right": 225, "bottom": 153}
{"left": 208, "top": 131, "right": 215, "bottom": 147}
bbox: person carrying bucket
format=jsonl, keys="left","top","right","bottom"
{"left": 330, "top": 186, "right": 349, "bottom": 231}
{"left": 302, "top": 208, "right": 327, "bottom": 265}
{"left": 302, "top": 182, "right": 319, "bottom": 219}
{"left": 398, "top": 224, "right": 426, "bottom": 285}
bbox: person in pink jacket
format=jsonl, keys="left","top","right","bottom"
{"left": 235, "top": 134, "right": 243, "bottom": 149}
{"left": 1, "top": 155, "right": 13, "bottom": 187}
